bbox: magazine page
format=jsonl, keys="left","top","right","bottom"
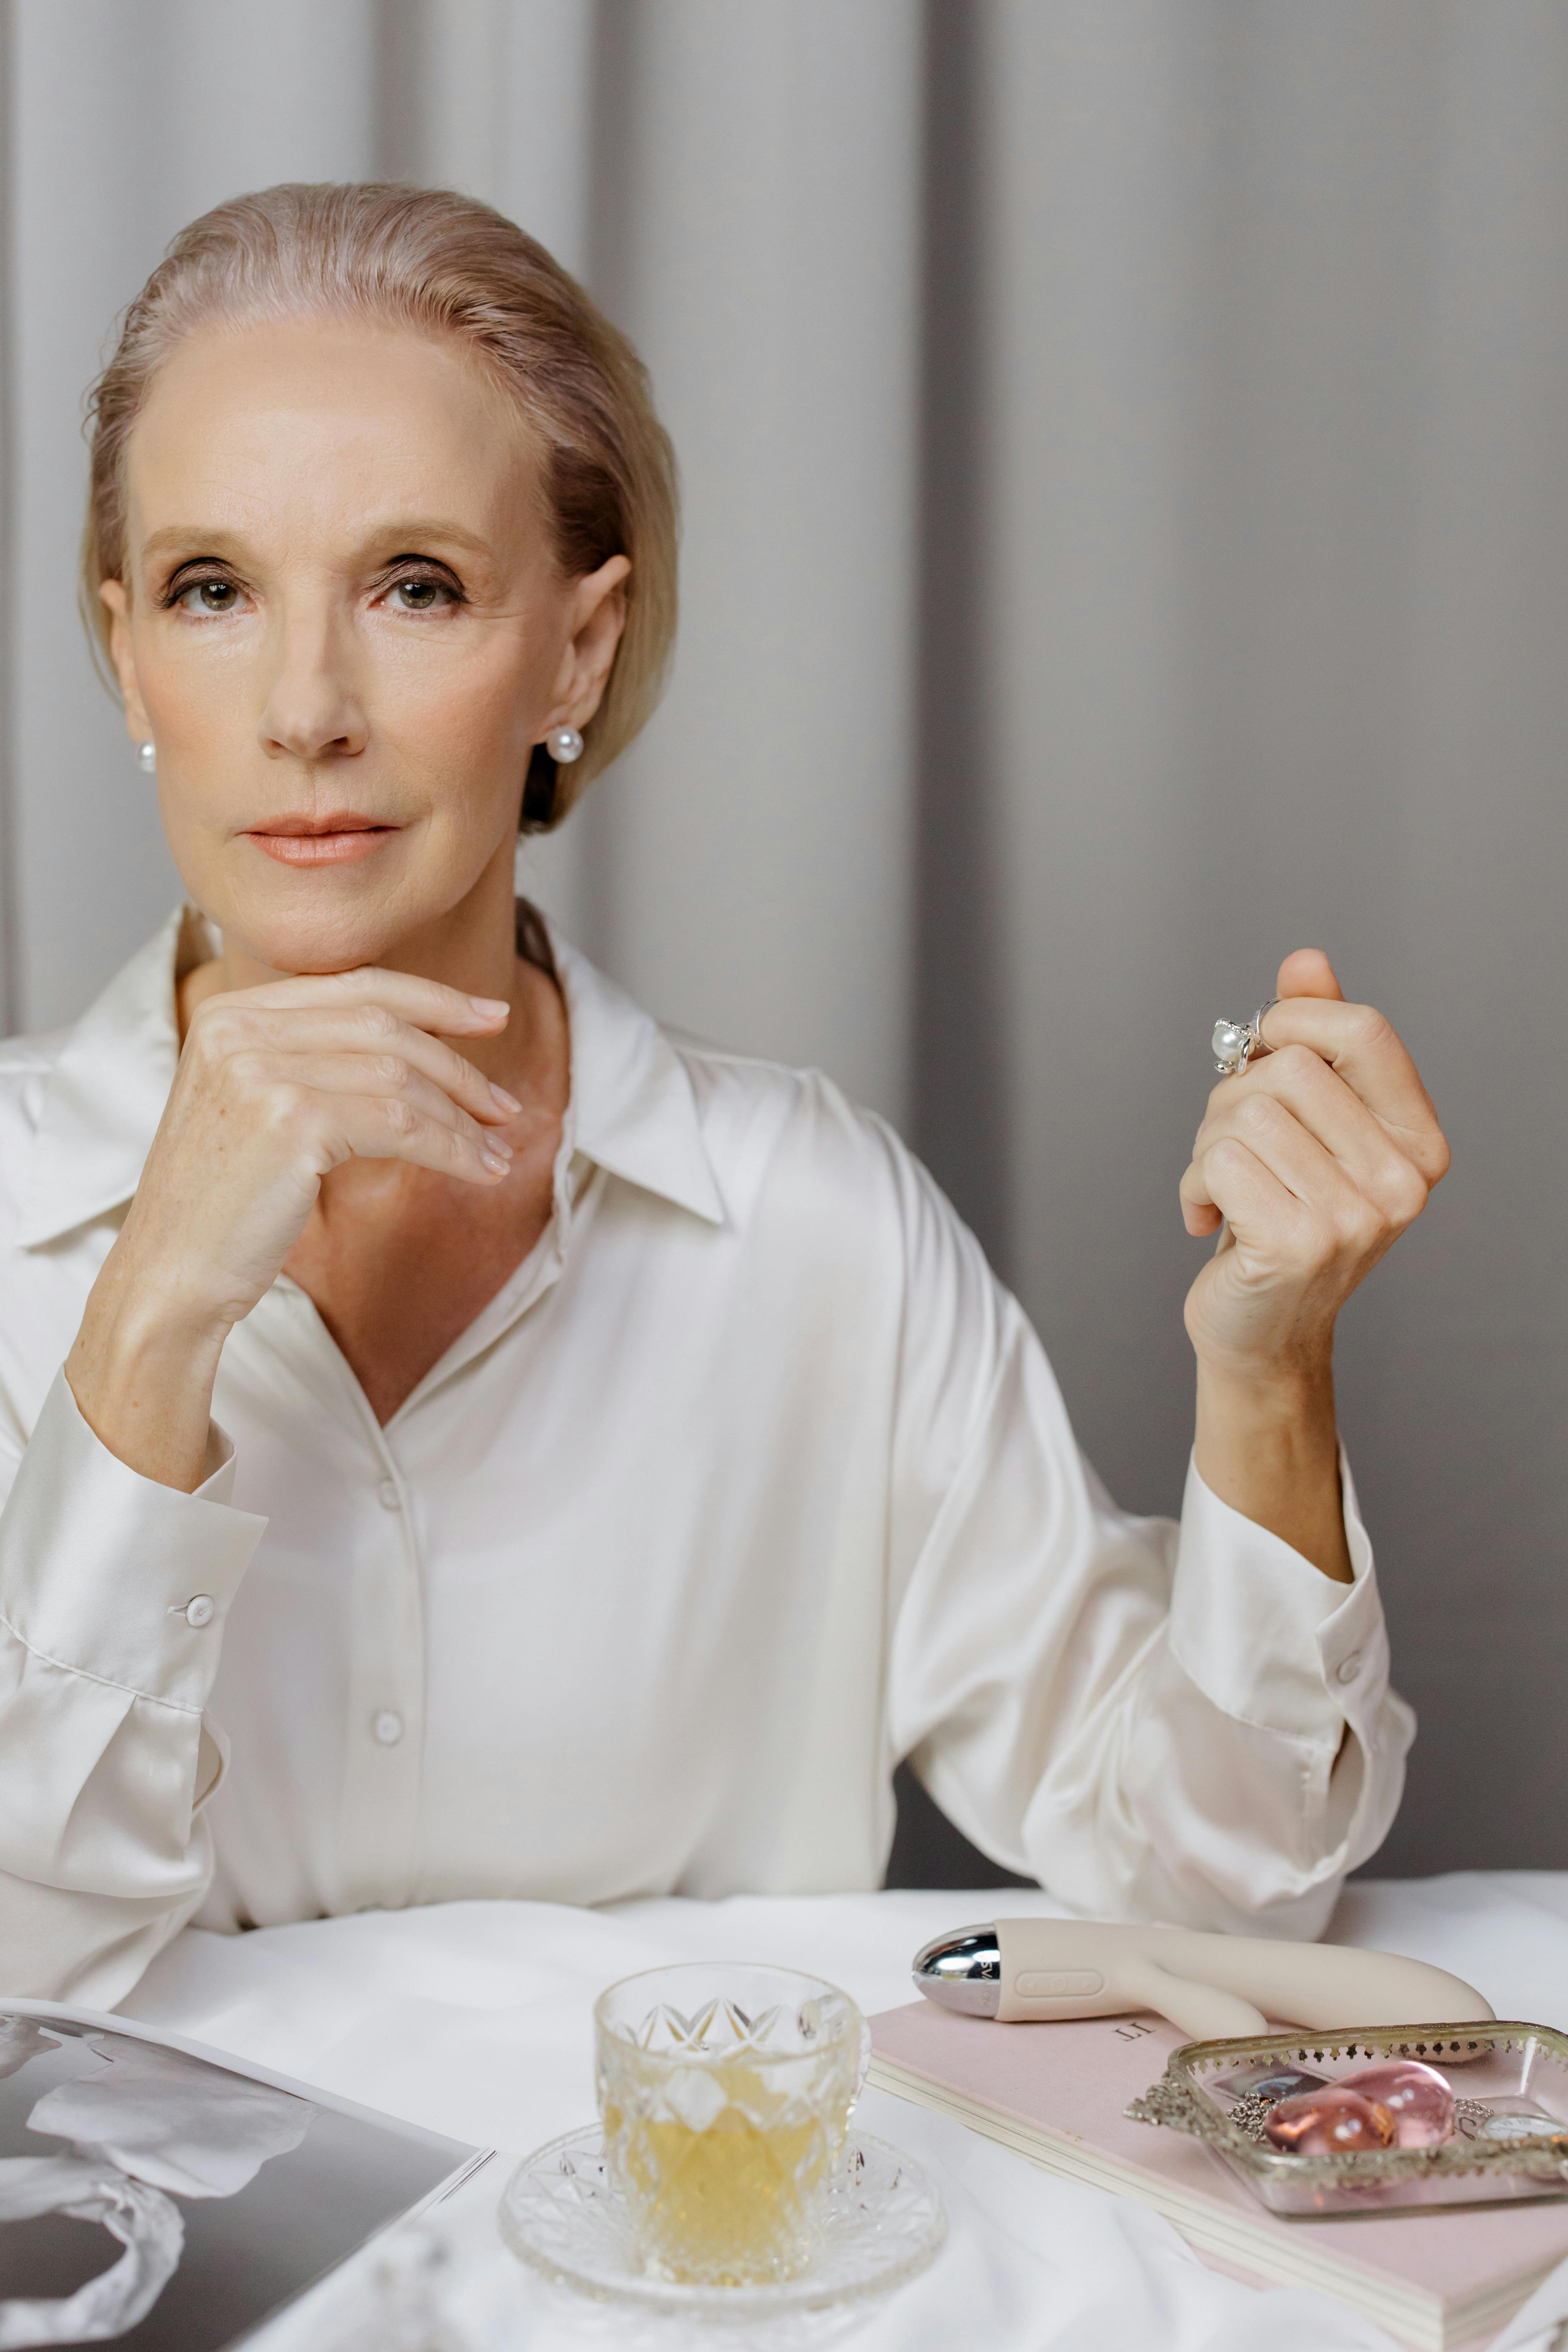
{"left": 0, "top": 1999, "right": 484, "bottom": 2351}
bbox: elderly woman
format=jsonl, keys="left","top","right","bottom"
{"left": 0, "top": 185, "right": 1446, "bottom": 2007}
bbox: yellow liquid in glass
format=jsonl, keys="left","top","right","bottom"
{"left": 603, "top": 2057, "right": 849, "bottom": 2286}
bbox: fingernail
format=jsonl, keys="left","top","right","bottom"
{"left": 487, "top": 1134, "right": 515, "bottom": 1157}
{"left": 482, "top": 1150, "right": 511, "bottom": 1174}
{"left": 470, "top": 995, "right": 510, "bottom": 1018}
{"left": 490, "top": 1083, "right": 523, "bottom": 1113}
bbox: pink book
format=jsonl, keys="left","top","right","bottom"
{"left": 868, "top": 2001, "right": 1568, "bottom": 2351}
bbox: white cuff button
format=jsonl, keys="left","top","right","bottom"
{"left": 1335, "top": 1652, "right": 1361, "bottom": 1685}
{"left": 378, "top": 1479, "right": 402, "bottom": 1511}
{"left": 183, "top": 1594, "right": 216, "bottom": 1629}
{"left": 372, "top": 1709, "right": 404, "bottom": 1746}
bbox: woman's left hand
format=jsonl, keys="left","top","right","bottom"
{"left": 1179, "top": 949, "right": 1449, "bottom": 1387}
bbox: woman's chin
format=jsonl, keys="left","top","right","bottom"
{"left": 203, "top": 879, "right": 433, "bottom": 981}
{"left": 179, "top": 829, "right": 511, "bottom": 980}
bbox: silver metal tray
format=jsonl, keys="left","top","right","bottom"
{"left": 1128, "top": 2021, "right": 1568, "bottom": 2217}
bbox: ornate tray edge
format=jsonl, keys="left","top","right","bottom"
{"left": 1126, "top": 2019, "right": 1568, "bottom": 2189}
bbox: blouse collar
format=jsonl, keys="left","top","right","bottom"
{"left": 14, "top": 902, "right": 724, "bottom": 1250}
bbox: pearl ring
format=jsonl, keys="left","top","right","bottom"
{"left": 1211, "top": 999, "right": 1279, "bottom": 1078}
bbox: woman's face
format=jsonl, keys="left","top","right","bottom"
{"left": 102, "top": 316, "right": 628, "bottom": 976}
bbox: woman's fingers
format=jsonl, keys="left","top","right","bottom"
{"left": 1184, "top": 1082, "right": 1418, "bottom": 1306}
{"left": 329, "top": 1090, "right": 513, "bottom": 1184}
{"left": 1179, "top": 1116, "right": 1335, "bottom": 1243}
{"left": 1274, "top": 946, "right": 1345, "bottom": 1003}
{"left": 192, "top": 1002, "right": 517, "bottom": 1126}
{"left": 1195, "top": 1047, "right": 1431, "bottom": 1228}
{"left": 1252, "top": 993, "right": 1449, "bottom": 1186}
{"left": 1186, "top": 1136, "right": 1317, "bottom": 1269}
{"left": 198, "top": 964, "right": 512, "bottom": 1039}
{"left": 258, "top": 1054, "right": 514, "bottom": 1162}
{"left": 176, "top": 969, "right": 532, "bottom": 1192}
{"left": 1190, "top": 951, "right": 1446, "bottom": 1239}
{"left": 1198, "top": 1093, "right": 1378, "bottom": 1239}
{"left": 1187, "top": 1124, "right": 1395, "bottom": 1321}
{"left": 1183, "top": 955, "right": 1446, "bottom": 1397}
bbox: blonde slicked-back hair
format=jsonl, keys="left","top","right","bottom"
{"left": 81, "top": 182, "right": 679, "bottom": 825}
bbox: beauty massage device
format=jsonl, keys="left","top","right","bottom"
{"left": 913, "top": 1919, "right": 1494, "bottom": 2041}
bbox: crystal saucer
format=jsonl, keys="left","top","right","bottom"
{"left": 499, "top": 2125, "right": 946, "bottom": 2338}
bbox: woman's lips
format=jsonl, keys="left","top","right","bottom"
{"left": 245, "top": 823, "right": 399, "bottom": 867}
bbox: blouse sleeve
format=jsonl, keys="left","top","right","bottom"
{"left": 0, "top": 1369, "right": 267, "bottom": 2004}
{"left": 882, "top": 1138, "right": 1414, "bottom": 1937}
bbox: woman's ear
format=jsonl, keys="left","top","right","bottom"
{"left": 548, "top": 554, "right": 632, "bottom": 732}
{"left": 99, "top": 579, "right": 152, "bottom": 742}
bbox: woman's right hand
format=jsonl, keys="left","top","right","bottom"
{"left": 66, "top": 969, "right": 517, "bottom": 1489}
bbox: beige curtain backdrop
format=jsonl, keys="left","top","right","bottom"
{"left": 1, "top": 1, "right": 1564, "bottom": 1879}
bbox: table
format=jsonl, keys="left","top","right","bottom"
{"left": 113, "top": 1878, "right": 1568, "bottom": 2350}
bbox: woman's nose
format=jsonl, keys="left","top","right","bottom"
{"left": 257, "top": 616, "right": 369, "bottom": 762}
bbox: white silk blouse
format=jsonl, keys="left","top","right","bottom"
{"left": 0, "top": 907, "right": 1413, "bottom": 2008}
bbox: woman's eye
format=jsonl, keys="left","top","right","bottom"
{"left": 387, "top": 576, "right": 454, "bottom": 613}
{"left": 176, "top": 578, "right": 242, "bottom": 616}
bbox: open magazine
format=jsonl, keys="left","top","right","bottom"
{"left": 0, "top": 1996, "right": 490, "bottom": 2349}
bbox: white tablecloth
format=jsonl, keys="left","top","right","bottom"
{"left": 109, "top": 1878, "right": 1568, "bottom": 2351}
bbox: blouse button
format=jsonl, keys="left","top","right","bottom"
{"left": 372, "top": 1709, "right": 404, "bottom": 1747}
{"left": 184, "top": 1594, "right": 216, "bottom": 1629}
{"left": 1335, "top": 1652, "right": 1361, "bottom": 1685}
{"left": 378, "top": 1479, "right": 402, "bottom": 1511}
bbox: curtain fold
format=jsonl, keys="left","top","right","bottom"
{"left": 3, "top": 0, "right": 1566, "bottom": 1874}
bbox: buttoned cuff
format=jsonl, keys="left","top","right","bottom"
{"left": 1166, "top": 1447, "right": 1389, "bottom": 1744}
{"left": 0, "top": 1369, "right": 267, "bottom": 1709}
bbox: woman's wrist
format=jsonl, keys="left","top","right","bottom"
{"left": 1192, "top": 1354, "right": 1353, "bottom": 1584}
{"left": 67, "top": 1253, "right": 231, "bottom": 1492}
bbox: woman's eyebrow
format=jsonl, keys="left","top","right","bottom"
{"left": 138, "top": 519, "right": 497, "bottom": 567}
{"left": 358, "top": 518, "right": 495, "bottom": 561}
{"left": 139, "top": 526, "right": 253, "bottom": 567}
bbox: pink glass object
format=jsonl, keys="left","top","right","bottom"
{"left": 1264, "top": 2085, "right": 1394, "bottom": 2155}
{"left": 1338, "top": 2060, "right": 1455, "bottom": 2148}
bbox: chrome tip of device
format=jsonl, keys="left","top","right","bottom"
{"left": 912, "top": 1922, "right": 1002, "bottom": 2016}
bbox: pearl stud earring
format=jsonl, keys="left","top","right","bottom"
{"left": 136, "top": 741, "right": 157, "bottom": 775}
{"left": 546, "top": 725, "right": 584, "bottom": 765}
